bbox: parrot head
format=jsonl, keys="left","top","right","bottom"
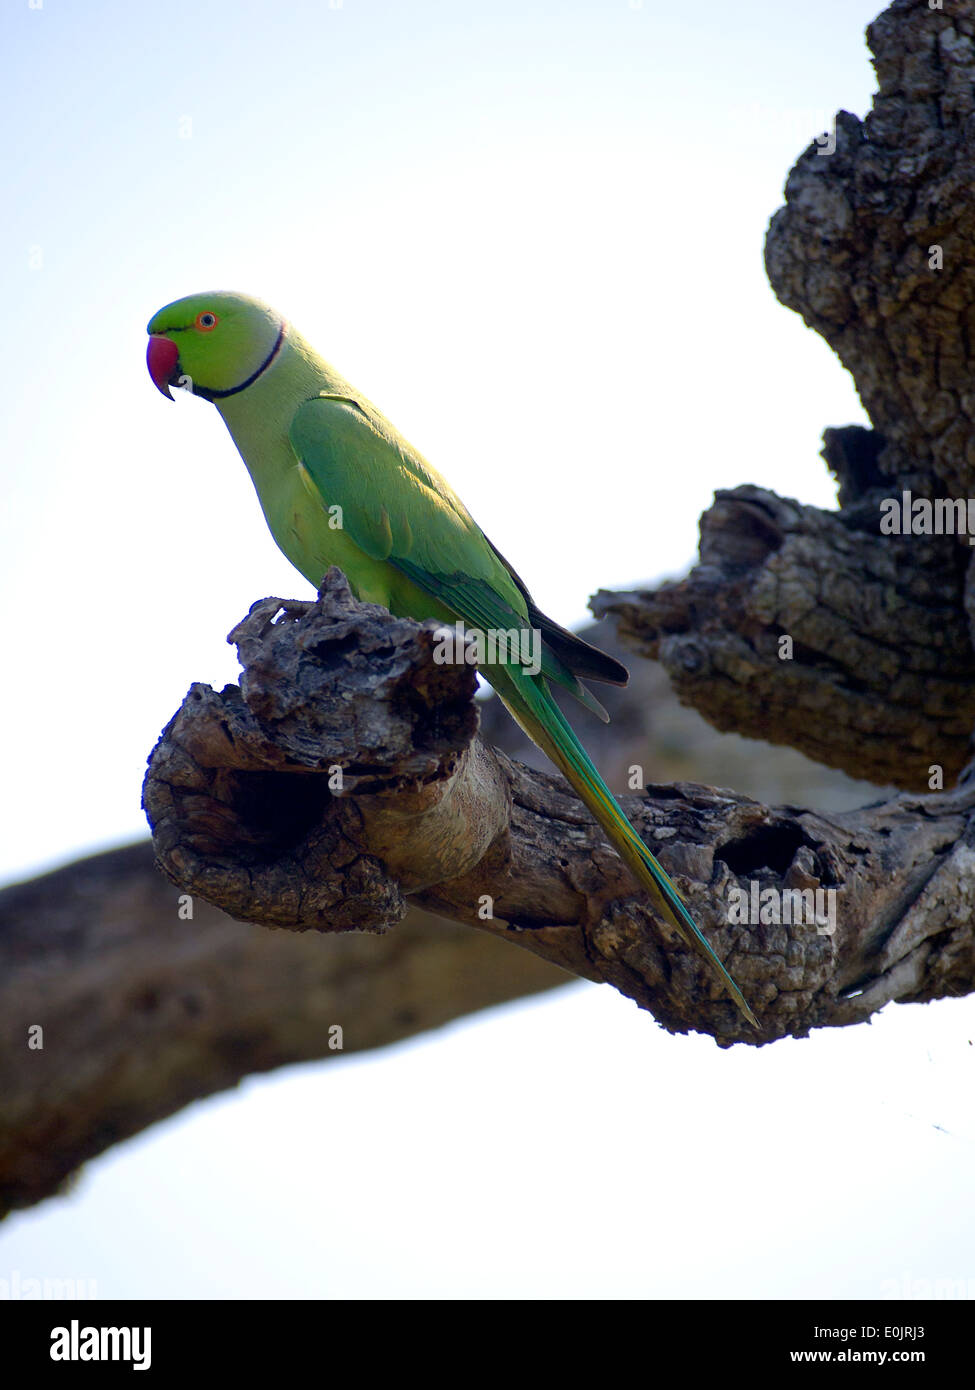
{"left": 146, "top": 291, "right": 285, "bottom": 402}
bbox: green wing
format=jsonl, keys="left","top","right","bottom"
{"left": 288, "top": 394, "right": 620, "bottom": 716}
{"left": 287, "top": 397, "right": 756, "bottom": 1023}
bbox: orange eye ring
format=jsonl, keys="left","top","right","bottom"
{"left": 195, "top": 311, "right": 219, "bottom": 331}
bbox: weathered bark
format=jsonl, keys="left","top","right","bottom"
{"left": 596, "top": 0, "right": 975, "bottom": 790}
{"left": 2, "top": 607, "right": 871, "bottom": 1221}
{"left": 766, "top": 3, "right": 975, "bottom": 502}
{"left": 141, "top": 573, "right": 975, "bottom": 1050}
{"left": 591, "top": 476, "right": 974, "bottom": 789}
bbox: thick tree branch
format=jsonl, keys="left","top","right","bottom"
{"left": 0, "top": 843, "right": 567, "bottom": 1220}
{"left": 140, "top": 573, "right": 975, "bottom": 1052}
{"left": 595, "top": 0, "right": 975, "bottom": 790}
{"left": 592, "top": 477, "right": 974, "bottom": 789}
{"left": 3, "top": 607, "right": 873, "bottom": 1221}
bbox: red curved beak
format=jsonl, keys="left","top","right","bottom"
{"left": 147, "top": 335, "right": 180, "bottom": 400}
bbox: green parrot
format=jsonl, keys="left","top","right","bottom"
{"left": 147, "top": 291, "right": 757, "bottom": 1027}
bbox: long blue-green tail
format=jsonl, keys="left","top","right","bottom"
{"left": 489, "top": 665, "right": 758, "bottom": 1027}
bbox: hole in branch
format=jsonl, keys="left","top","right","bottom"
{"left": 716, "top": 822, "right": 810, "bottom": 877}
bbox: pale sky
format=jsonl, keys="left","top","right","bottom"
{"left": 4, "top": 0, "right": 973, "bottom": 1301}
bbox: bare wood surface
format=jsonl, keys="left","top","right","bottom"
{"left": 142, "top": 574, "right": 975, "bottom": 1048}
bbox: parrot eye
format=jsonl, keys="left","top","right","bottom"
{"left": 196, "top": 311, "right": 218, "bottom": 331}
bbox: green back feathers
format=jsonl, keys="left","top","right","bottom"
{"left": 289, "top": 394, "right": 621, "bottom": 718}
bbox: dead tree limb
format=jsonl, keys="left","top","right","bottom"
{"left": 0, "top": 842, "right": 566, "bottom": 1219}
{"left": 140, "top": 573, "right": 975, "bottom": 1052}
{"left": 593, "top": 0, "right": 975, "bottom": 789}
{"left": 591, "top": 478, "right": 974, "bottom": 789}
